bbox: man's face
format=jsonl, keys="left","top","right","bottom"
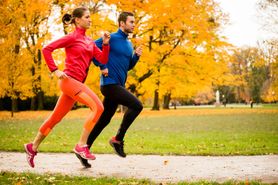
{"left": 122, "top": 16, "right": 135, "bottom": 33}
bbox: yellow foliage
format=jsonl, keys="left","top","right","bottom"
{"left": 88, "top": 13, "right": 117, "bottom": 40}
{"left": 0, "top": 40, "right": 34, "bottom": 99}
{"left": 261, "top": 59, "right": 278, "bottom": 102}
{"left": 0, "top": 0, "right": 54, "bottom": 107}
{"left": 261, "top": 86, "right": 278, "bottom": 102}
{"left": 106, "top": 0, "right": 232, "bottom": 105}
{"left": 1, "top": 0, "right": 258, "bottom": 108}
{"left": 85, "top": 65, "right": 103, "bottom": 99}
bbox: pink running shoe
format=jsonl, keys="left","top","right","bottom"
{"left": 73, "top": 144, "right": 96, "bottom": 160}
{"left": 24, "top": 143, "right": 37, "bottom": 168}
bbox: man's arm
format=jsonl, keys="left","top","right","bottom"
{"left": 129, "top": 46, "right": 142, "bottom": 70}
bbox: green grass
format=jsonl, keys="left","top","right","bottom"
{"left": 261, "top": 103, "right": 278, "bottom": 108}
{"left": 0, "top": 171, "right": 152, "bottom": 185}
{"left": 0, "top": 171, "right": 273, "bottom": 185}
{"left": 0, "top": 108, "right": 277, "bottom": 155}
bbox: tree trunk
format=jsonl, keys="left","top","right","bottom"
{"left": 163, "top": 93, "right": 171, "bottom": 109}
{"left": 37, "top": 49, "right": 44, "bottom": 110}
{"left": 37, "top": 91, "right": 44, "bottom": 110}
{"left": 30, "top": 48, "right": 44, "bottom": 110}
{"left": 173, "top": 102, "right": 177, "bottom": 109}
{"left": 0, "top": 99, "right": 4, "bottom": 110}
{"left": 30, "top": 96, "right": 36, "bottom": 110}
{"left": 236, "top": 87, "right": 241, "bottom": 103}
{"left": 152, "top": 63, "right": 160, "bottom": 111}
{"left": 152, "top": 89, "right": 160, "bottom": 110}
{"left": 11, "top": 98, "right": 18, "bottom": 117}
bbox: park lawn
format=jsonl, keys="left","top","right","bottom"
{"left": 0, "top": 171, "right": 272, "bottom": 185}
{"left": 0, "top": 108, "right": 277, "bottom": 155}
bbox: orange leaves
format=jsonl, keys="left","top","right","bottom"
{"left": 87, "top": 13, "right": 116, "bottom": 40}
{"left": 105, "top": 0, "right": 231, "bottom": 103}
{"left": 0, "top": 0, "right": 52, "bottom": 104}
{"left": 2, "top": 106, "right": 277, "bottom": 120}
{"left": 130, "top": 37, "right": 144, "bottom": 48}
{"left": 0, "top": 0, "right": 249, "bottom": 108}
{"left": 261, "top": 84, "right": 278, "bottom": 102}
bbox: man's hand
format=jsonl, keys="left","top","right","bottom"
{"left": 135, "top": 46, "right": 142, "bottom": 56}
{"left": 101, "top": 68, "right": 109, "bottom": 77}
{"left": 53, "top": 70, "right": 68, "bottom": 79}
{"left": 102, "top": 31, "right": 111, "bottom": 45}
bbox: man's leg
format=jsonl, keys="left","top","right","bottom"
{"left": 87, "top": 97, "right": 118, "bottom": 148}
{"left": 105, "top": 85, "right": 143, "bottom": 157}
{"left": 111, "top": 86, "right": 143, "bottom": 141}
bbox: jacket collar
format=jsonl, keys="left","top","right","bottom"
{"left": 117, "top": 29, "right": 128, "bottom": 39}
{"left": 75, "top": 27, "right": 86, "bottom": 36}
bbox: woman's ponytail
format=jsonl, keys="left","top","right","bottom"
{"left": 62, "top": 13, "right": 73, "bottom": 25}
{"left": 62, "top": 7, "right": 88, "bottom": 26}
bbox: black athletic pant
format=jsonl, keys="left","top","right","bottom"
{"left": 87, "top": 84, "right": 143, "bottom": 148}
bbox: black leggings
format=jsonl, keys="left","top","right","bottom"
{"left": 87, "top": 84, "right": 143, "bottom": 148}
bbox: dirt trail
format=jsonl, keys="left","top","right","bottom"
{"left": 0, "top": 152, "right": 277, "bottom": 183}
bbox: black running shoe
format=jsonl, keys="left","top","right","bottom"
{"left": 109, "top": 136, "right": 126, "bottom": 158}
{"left": 75, "top": 153, "right": 91, "bottom": 168}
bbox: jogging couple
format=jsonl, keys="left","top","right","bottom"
{"left": 24, "top": 6, "right": 143, "bottom": 168}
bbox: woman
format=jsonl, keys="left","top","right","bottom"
{"left": 24, "top": 6, "right": 110, "bottom": 168}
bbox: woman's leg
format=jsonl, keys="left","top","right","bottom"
{"left": 24, "top": 93, "right": 75, "bottom": 167}
{"left": 59, "top": 77, "right": 104, "bottom": 160}
{"left": 73, "top": 85, "right": 104, "bottom": 146}
{"left": 59, "top": 77, "right": 104, "bottom": 144}
{"left": 33, "top": 94, "right": 75, "bottom": 150}
{"left": 76, "top": 88, "right": 118, "bottom": 167}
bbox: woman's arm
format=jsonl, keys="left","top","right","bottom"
{"left": 42, "top": 34, "right": 74, "bottom": 72}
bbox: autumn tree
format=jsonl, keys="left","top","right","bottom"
{"left": 19, "top": 0, "right": 53, "bottom": 110}
{"left": 106, "top": 0, "right": 230, "bottom": 109}
{"left": 259, "top": 40, "right": 278, "bottom": 102}
{"left": 257, "top": 0, "right": 278, "bottom": 102}
{"left": 0, "top": 0, "right": 34, "bottom": 116}
{"left": 229, "top": 47, "right": 270, "bottom": 103}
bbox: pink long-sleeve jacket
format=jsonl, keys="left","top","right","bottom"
{"left": 42, "top": 27, "right": 110, "bottom": 82}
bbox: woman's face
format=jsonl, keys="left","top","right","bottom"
{"left": 75, "top": 10, "right": 91, "bottom": 29}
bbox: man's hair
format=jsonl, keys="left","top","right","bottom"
{"left": 118, "top": 11, "right": 134, "bottom": 26}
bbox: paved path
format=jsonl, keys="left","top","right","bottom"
{"left": 0, "top": 152, "right": 277, "bottom": 183}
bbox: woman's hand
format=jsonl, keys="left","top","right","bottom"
{"left": 102, "top": 31, "right": 111, "bottom": 45}
{"left": 53, "top": 70, "right": 68, "bottom": 79}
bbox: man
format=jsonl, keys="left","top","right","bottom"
{"left": 75, "top": 11, "right": 143, "bottom": 168}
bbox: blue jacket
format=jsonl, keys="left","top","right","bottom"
{"left": 93, "top": 29, "right": 140, "bottom": 87}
